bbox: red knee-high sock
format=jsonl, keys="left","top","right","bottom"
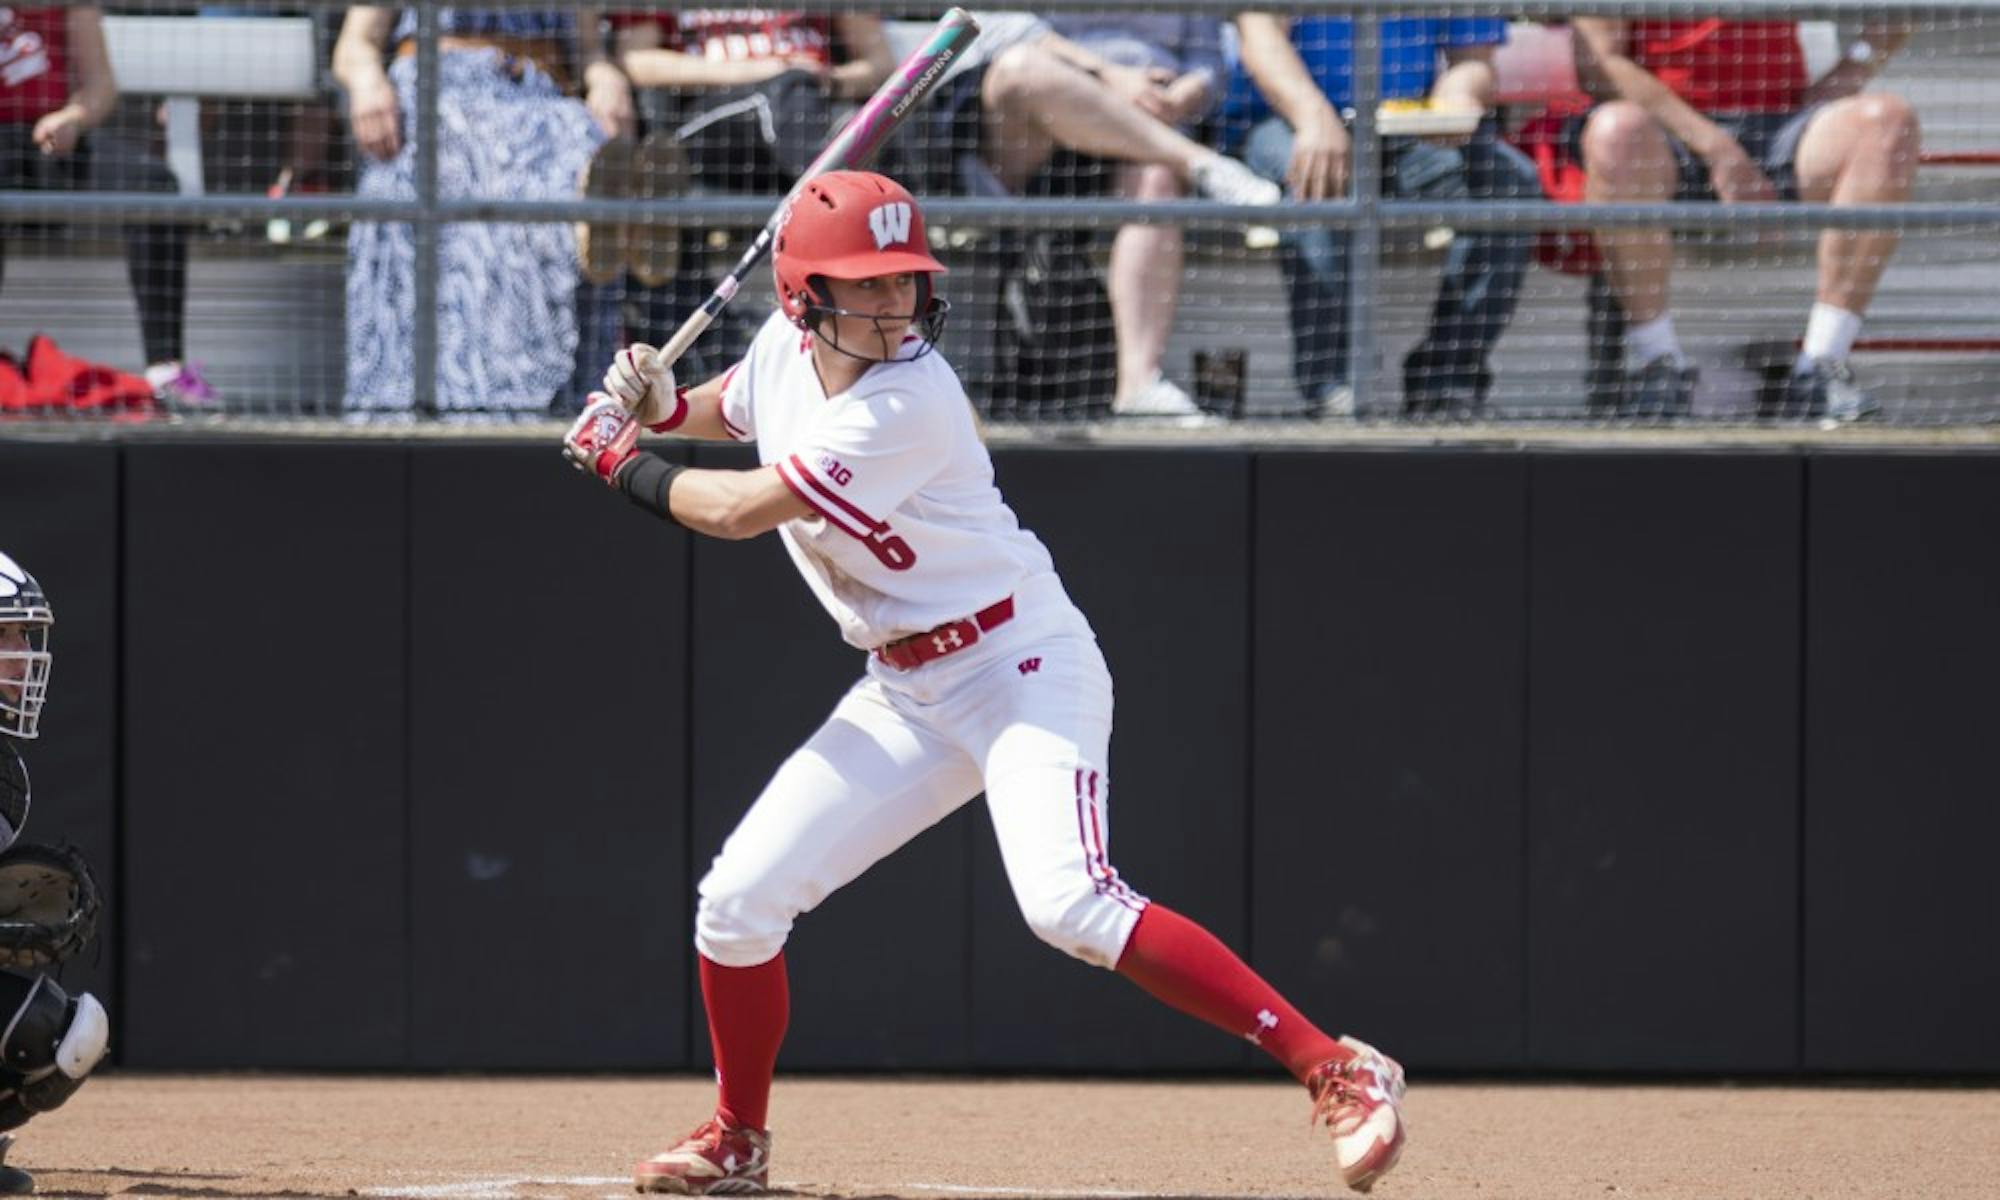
{"left": 699, "top": 952, "right": 789, "bottom": 1131}
{"left": 1115, "top": 904, "right": 1344, "bottom": 1083}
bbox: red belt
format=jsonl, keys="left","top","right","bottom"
{"left": 875, "top": 597, "right": 1015, "bottom": 671}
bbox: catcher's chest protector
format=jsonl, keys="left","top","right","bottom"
{"left": 0, "top": 742, "right": 25, "bottom": 853}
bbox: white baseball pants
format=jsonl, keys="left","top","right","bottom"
{"left": 695, "top": 587, "right": 1147, "bottom": 970}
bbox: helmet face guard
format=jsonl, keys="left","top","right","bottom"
{"left": 0, "top": 553, "right": 52, "bottom": 741}
{"left": 799, "top": 280, "right": 952, "bottom": 362}
{"left": 773, "top": 170, "right": 949, "bottom": 358}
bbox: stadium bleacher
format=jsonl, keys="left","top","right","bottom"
{"left": 2, "top": 6, "right": 1994, "bottom": 426}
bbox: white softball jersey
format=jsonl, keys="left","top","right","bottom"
{"left": 691, "top": 313, "right": 1149, "bottom": 974}
{"left": 719, "top": 310, "right": 1058, "bottom": 651}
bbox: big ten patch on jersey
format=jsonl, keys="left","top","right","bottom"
{"left": 867, "top": 201, "right": 914, "bottom": 251}
{"left": 815, "top": 452, "right": 854, "bottom": 487}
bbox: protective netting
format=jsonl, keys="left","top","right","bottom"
{"left": 1, "top": 2, "right": 1995, "bottom": 429}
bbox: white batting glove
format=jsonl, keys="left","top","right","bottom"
{"left": 603, "top": 343, "right": 680, "bottom": 428}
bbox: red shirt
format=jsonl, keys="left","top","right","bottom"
{"left": 1, "top": 7, "right": 69, "bottom": 126}
{"left": 1628, "top": 20, "right": 1806, "bottom": 114}
{"left": 611, "top": 9, "right": 833, "bottom": 68}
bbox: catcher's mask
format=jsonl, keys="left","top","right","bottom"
{"left": 773, "top": 170, "right": 950, "bottom": 359}
{"left": 0, "top": 553, "right": 51, "bottom": 741}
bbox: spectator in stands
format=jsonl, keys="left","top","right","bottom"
{"left": 1232, "top": 13, "right": 1540, "bottom": 417}
{"left": 927, "top": 12, "right": 1277, "bottom": 422}
{"left": 194, "top": 7, "right": 341, "bottom": 242}
{"left": 1041, "top": 13, "right": 1227, "bottom": 419}
{"left": 608, "top": 8, "right": 898, "bottom": 375}
{"left": 332, "top": 6, "right": 633, "bottom": 418}
{"left": 1, "top": 4, "right": 216, "bottom": 410}
{"left": 933, "top": 14, "right": 1275, "bottom": 213}
{"left": 612, "top": 9, "right": 895, "bottom": 171}
{"left": 1571, "top": 18, "right": 1918, "bottom": 419}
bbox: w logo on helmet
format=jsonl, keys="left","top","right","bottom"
{"left": 867, "top": 202, "right": 913, "bottom": 250}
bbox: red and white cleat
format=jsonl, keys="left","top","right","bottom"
{"left": 633, "top": 1117, "right": 771, "bottom": 1195}
{"left": 1308, "top": 1036, "right": 1408, "bottom": 1193}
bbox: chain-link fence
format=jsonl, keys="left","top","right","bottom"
{"left": 2, "top": 1, "right": 1996, "bottom": 433}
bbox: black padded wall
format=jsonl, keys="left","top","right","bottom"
{"left": 121, "top": 444, "right": 409, "bottom": 1066}
{"left": 1802, "top": 454, "right": 2000, "bottom": 1071}
{"left": 1527, "top": 454, "right": 1801, "bottom": 1072}
{"left": 686, "top": 444, "right": 975, "bottom": 1071}
{"left": 0, "top": 444, "right": 121, "bottom": 1025}
{"left": 971, "top": 449, "right": 1252, "bottom": 1071}
{"left": 406, "top": 445, "right": 693, "bottom": 1068}
{"left": 1253, "top": 451, "right": 1529, "bottom": 1071}
{"left": 12, "top": 436, "right": 1998, "bottom": 1076}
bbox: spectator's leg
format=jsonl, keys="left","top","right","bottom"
{"left": 289, "top": 101, "right": 335, "bottom": 188}
{"left": 1584, "top": 271, "right": 1629, "bottom": 413}
{"left": 623, "top": 272, "right": 676, "bottom": 353}
{"left": 562, "top": 276, "right": 623, "bottom": 417}
{"left": 92, "top": 132, "right": 193, "bottom": 369}
{"left": 1404, "top": 132, "right": 1539, "bottom": 408}
{"left": 978, "top": 43, "right": 1207, "bottom": 193}
{"left": 1792, "top": 94, "right": 1920, "bottom": 319}
{"left": 1244, "top": 117, "right": 1348, "bottom": 407}
{"left": 1106, "top": 162, "right": 1185, "bottom": 403}
{"left": 125, "top": 222, "right": 191, "bottom": 369}
{"left": 1579, "top": 101, "right": 1676, "bottom": 325}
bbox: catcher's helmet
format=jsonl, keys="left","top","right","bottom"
{"left": 0, "top": 552, "right": 52, "bottom": 741}
{"left": 772, "top": 171, "right": 948, "bottom": 346}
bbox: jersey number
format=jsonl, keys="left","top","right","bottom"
{"left": 865, "top": 529, "right": 916, "bottom": 570}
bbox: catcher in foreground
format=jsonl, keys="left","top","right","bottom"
{"left": 564, "top": 171, "right": 1406, "bottom": 1195}
{"left": 0, "top": 551, "right": 112, "bottom": 1195}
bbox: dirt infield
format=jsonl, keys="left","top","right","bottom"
{"left": 14, "top": 1074, "right": 1997, "bottom": 1199}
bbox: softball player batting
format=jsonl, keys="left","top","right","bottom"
{"left": 564, "top": 170, "right": 1406, "bottom": 1196}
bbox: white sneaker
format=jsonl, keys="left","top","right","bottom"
{"left": 1309, "top": 1036, "right": 1408, "bottom": 1193}
{"left": 1316, "top": 384, "right": 1356, "bottom": 419}
{"left": 634, "top": 1117, "right": 771, "bottom": 1194}
{"left": 1114, "top": 373, "right": 1218, "bottom": 427}
{"left": 1337, "top": 1035, "right": 1407, "bottom": 1101}
{"left": 1190, "top": 154, "right": 1281, "bottom": 207}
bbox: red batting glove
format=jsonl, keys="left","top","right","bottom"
{"left": 563, "top": 394, "right": 643, "bottom": 485}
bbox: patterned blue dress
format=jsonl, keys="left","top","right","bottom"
{"left": 345, "top": 10, "right": 605, "bottom": 415}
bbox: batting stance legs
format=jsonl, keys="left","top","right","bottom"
{"left": 696, "top": 628, "right": 1134, "bottom": 974}
{"left": 658, "top": 624, "right": 1405, "bottom": 1192}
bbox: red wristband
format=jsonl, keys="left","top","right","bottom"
{"left": 647, "top": 385, "right": 692, "bottom": 434}
{"left": 594, "top": 446, "right": 636, "bottom": 481}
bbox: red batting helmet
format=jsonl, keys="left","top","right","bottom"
{"left": 772, "top": 171, "right": 947, "bottom": 332}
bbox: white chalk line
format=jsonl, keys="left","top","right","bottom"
{"left": 875, "top": 1185, "right": 1163, "bottom": 1197}
{"left": 360, "top": 1177, "right": 622, "bottom": 1198}
{"left": 362, "top": 1175, "right": 1318, "bottom": 1200}
{"left": 875, "top": 1186, "right": 1319, "bottom": 1200}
